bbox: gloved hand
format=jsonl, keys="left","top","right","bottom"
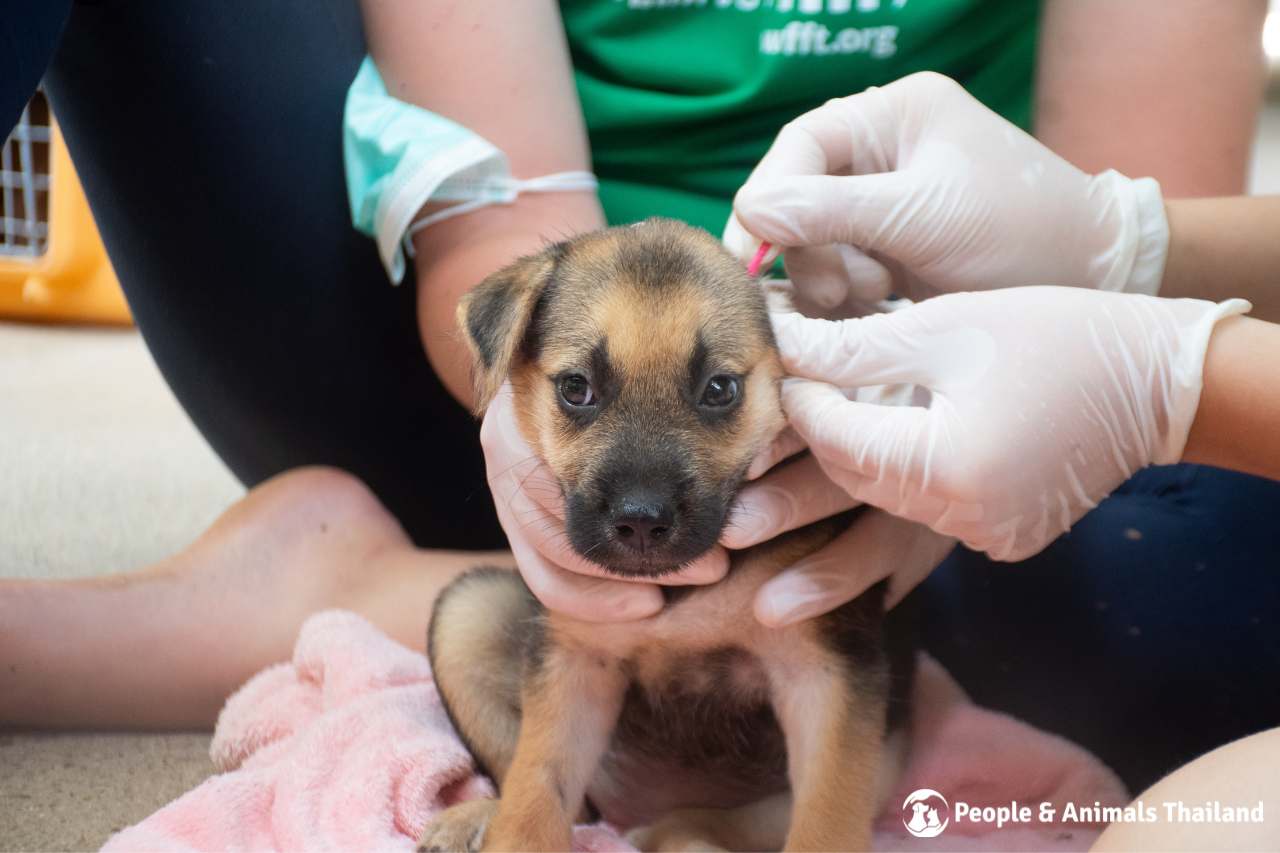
{"left": 768, "top": 287, "right": 1249, "bottom": 562}
{"left": 481, "top": 386, "right": 729, "bottom": 621}
{"left": 723, "top": 72, "right": 1170, "bottom": 314}
{"left": 723, "top": 451, "right": 956, "bottom": 626}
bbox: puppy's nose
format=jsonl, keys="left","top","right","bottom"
{"left": 613, "top": 494, "right": 674, "bottom": 553}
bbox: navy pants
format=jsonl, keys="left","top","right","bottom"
{"left": 6, "top": 0, "right": 1278, "bottom": 795}
{"left": 918, "top": 463, "right": 1280, "bottom": 791}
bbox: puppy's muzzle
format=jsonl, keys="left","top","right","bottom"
{"left": 567, "top": 452, "right": 724, "bottom": 575}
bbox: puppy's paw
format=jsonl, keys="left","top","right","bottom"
{"left": 417, "top": 798, "right": 497, "bottom": 853}
{"left": 626, "top": 811, "right": 728, "bottom": 853}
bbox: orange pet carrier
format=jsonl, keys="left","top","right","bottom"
{"left": 0, "top": 93, "right": 130, "bottom": 324}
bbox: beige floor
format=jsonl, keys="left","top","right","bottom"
{"left": 3, "top": 101, "right": 1280, "bottom": 853}
{"left": 0, "top": 326, "right": 241, "bottom": 852}
{"left": 0, "top": 324, "right": 243, "bottom": 582}
{"left": 0, "top": 733, "right": 214, "bottom": 852}
{"left": 0, "top": 325, "right": 242, "bottom": 850}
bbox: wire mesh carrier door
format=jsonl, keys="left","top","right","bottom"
{"left": 0, "top": 92, "right": 129, "bottom": 324}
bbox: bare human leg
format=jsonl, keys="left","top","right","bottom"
{"left": 1091, "top": 727, "right": 1280, "bottom": 852}
{"left": 0, "top": 466, "right": 513, "bottom": 730}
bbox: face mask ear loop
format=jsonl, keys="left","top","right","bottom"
{"left": 403, "top": 199, "right": 492, "bottom": 258}
{"left": 512, "top": 171, "right": 599, "bottom": 193}
{"left": 402, "top": 171, "right": 599, "bottom": 259}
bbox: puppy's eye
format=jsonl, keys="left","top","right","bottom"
{"left": 559, "top": 374, "right": 596, "bottom": 407}
{"left": 700, "top": 375, "right": 739, "bottom": 408}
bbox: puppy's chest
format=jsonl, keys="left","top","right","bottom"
{"left": 620, "top": 643, "right": 774, "bottom": 749}
{"left": 591, "top": 645, "right": 788, "bottom": 828}
{"left": 560, "top": 522, "right": 851, "bottom": 826}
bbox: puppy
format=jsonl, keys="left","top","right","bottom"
{"left": 420, "top": 218, "right": 911, "bottom": 852}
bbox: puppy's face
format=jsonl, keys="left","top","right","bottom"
{"left": 461, "top": 219, "right": 784, "bottom": 577}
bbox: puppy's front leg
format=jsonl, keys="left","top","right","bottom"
{"left": 767, "top": 646, "right": 887, "bottom": 852}
{"left": 482, "top": 641, "right": 627, "bottom": 852}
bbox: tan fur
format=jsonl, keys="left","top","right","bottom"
{"left": 425, "top": 220, "right": 900, "bottom": 853}
{"left": 483, "top": 643, "right": 628, "bottom": 852}
{"left": 418, "top": 799, "right": 499, "bottom": 853}
{"left": 769, "top": 652, "right": 884, "bottom": 851}
{"left": 626, "top": 792, "right": 792, "bottom": 851}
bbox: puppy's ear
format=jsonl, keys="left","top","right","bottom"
{"left": 457, "top": 245, "right": 561, "bottom": 414}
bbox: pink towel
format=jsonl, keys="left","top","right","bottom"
{"left": 103, "top": 610, "right": 1127, "bottom": 852}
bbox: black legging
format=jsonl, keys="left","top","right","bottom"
{"left": 6, "top": 1, "right": 1279, "bottom": 796}
{"left": 4, "top": 0, "right": 502, "bottom": 549}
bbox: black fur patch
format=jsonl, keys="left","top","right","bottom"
{"left": 616, "top": 229, "right": 698, "bottom": 291}
{"left": 522, "top": 245, "right": 569, "bottom": 364}
{"left": 685, "top": 333, "right": 709, "bottom": 397}
{"left": 467, "top": 285, "right": 516, "bottom": 370}
{"left": 613, "top": 654, "right": 786, "bottom": 778}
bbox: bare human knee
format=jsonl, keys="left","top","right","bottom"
{"left": 227, "top": 465, "right": 410, "bottom": 548}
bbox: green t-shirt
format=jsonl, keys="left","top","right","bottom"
{"left": 561, "top": 0, "right": 1039, "bottom": 235}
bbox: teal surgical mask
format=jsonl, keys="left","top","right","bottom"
{"left": 344, "top": 57, "right": 596, "bottom": 284}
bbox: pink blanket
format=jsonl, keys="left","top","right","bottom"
{"left": 103, "top": 610, "right": 1127, "bottom": 852}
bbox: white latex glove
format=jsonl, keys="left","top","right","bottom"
{"left": 723, "top": 449, "right": 956, "bottom": 626}
{"left": 723, "top": 72, "right": 1169, "bottom": 312}
{"left": 771, "top": 287, "right": 1250, "bottom": 562}
{"left": 481, "top": 386, "right": 729, "bottom": 621}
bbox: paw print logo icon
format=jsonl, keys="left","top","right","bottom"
{"left": 902, "top": 788, "right": 950, "bottom": 838}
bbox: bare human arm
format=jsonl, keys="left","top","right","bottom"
{"left": 1161, "top": 196, "right": 1280, "bottom": 323}
{"left": 1182, "top": 313, "right": 1280, "bottom": 482}
{"left": 358, "top": 0, "right": 605, "bottom": 408}
{"left": 1036, "top": 0, "right": 1267, "bottom": 198}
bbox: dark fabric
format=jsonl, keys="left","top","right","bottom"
{"left": 37, "top": 1, "right": 502, "bottom": 548}
{"left": 917, "top": 463, "right": 1280, "bottom": 794}
{"left": 0, "top": 0, "right": 70, "bottom": 134}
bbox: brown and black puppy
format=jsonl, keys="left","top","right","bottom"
{"left": 421, "top": 218, "right": 911, "bottom": 852}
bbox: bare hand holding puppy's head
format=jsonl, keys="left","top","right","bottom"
{"left": 459, "top": 218, "right": 784, "bottom": 578}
